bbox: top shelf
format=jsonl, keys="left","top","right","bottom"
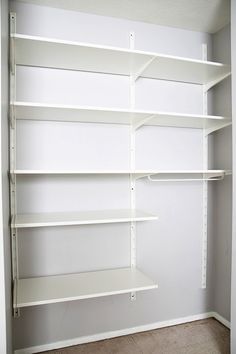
{"left": 12, "top": 170, "right": 231, "bottom": 181}
{"left": 12, "top": 34, "right": 231, "bottom": 86}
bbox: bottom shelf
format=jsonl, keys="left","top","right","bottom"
{"left": 14, "top": 267, "right": 158, "bottom": 308}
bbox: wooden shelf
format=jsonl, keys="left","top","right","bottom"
{"left": 12, "top": 34, "right": 230, "bottom": 85}
{"left": 11, "top": 169, "right": 230, "bottom": 181}
{"left": 12, "top": 102, "right": 231, "bottom": 133}
{"left": 14, "top": 268, "right": 158, "bottom": 308}
{"left": 12, "top": 209, "right": 158, "bottom": 228}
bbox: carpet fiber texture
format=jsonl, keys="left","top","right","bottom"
{"left": 42, "top": 318, "right": 230, "bottom": 354}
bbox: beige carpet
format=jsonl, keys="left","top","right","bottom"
{"left": 42, "top": 318, "right": 230, "bottom": 354}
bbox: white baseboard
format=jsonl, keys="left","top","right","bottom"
{"left": 212, "top": 311, "right": 230, "bottom": 329}
{"left": 14, "top": 311, "right": 230, "bottom": 354}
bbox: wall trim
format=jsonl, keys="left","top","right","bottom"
{"left": 14, "top": 311, "right": 230, "bottom": 354}
{"left": 213, "top": 311, "right": 230, "bottom": 329}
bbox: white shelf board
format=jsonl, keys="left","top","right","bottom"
{"left": 12, "top": 209, "right": 158, "bottom": 228}
{"left": 14, "top": 267, "right": 158, "bottom": 308}
{"left": 12, "top": 102, "right": 231, "bottom": 132}
{"left": 12, "top": 170, "right": 150, "bottom": 179}
{"left": 12, "top": 34, "right": 230, "bottom": 85}
{"left": 11, "top": 169, "right": 230, "bottom": 180}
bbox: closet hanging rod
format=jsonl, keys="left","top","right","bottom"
{"left": 147, "top": 176, "right": 225, "bottom": 182}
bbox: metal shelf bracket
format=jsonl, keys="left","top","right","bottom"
{"left": 203, "top": 72, "right": 231, "bottom": 92}
{"left": 10, "top": 12, "right": 20, "bottom": 317}
{"left": 204, "top": 121, "right": 232, "bottom": 136}
{"left": 133, "top": 56, "right": 156, "bottom": 81}
{"left": 130, "top": 32, "right": 136, "bottom": 301}
{"left": 202, "top": 43, "right": 208, "bottom": 289}
{"left": 133, "top": 114, "right": 156, "bottom": 130}
{"left": 10, "top": 104, "right": 15, "bottom": 129}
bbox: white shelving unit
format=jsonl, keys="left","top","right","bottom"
{"left": 10, "top": 14, "right": 231, "bottom": 315}
{"left": 12, "top": 209, "right": 158, "bottom": 228}
{"left": 12, "top": 34, "right": 230, "bottom": 86}
{"left": 11, "top": 169, "right": 230, "bottom": 180}
{"left": 14, "top": 268, "right": 158, "bottom": 308}
{"left": 12, "top": 102, "right": 231, "bottom": 134}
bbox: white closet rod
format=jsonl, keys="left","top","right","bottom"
{"left": 147, "top": 176, "right": 224, "bottom": 182}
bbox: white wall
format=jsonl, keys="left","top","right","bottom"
{"left": 231, "top": 0, "right": 236, "bottom": 352}
{"left": 211, "top": 25, "right": 232, "bottom": 322}
{"left": 0, "top": 0, "right": 12, "bottom": 353}
{"left": 10, "top": 1, "right": 227, "bottom": 351}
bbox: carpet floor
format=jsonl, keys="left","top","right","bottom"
{"left": 42, "top": 318, "right": 230, "bottom": 354}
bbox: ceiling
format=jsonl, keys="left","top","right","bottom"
{"left": 15, "top": 0, "right": 230, "bottom": 34}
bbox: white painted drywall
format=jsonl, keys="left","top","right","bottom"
{"left": 14, "top": 0, "right": 230, "bottom": 34}
{"left": 211, "top": 25, "right": 232, "bottom": 322}
{"left": 10, "top": 1, "right": 228, "bottom": 351}
{"left": 231, "top": 0, "right": 236, "bottom": 352}
{"left": 0, "top": 0, "right": 12, "bottom": 353}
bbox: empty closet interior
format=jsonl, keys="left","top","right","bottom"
{"left": 9, "top": 1, "right": 232, "bottom": 352}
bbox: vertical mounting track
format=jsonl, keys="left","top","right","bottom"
{"left": 201, "top": 44, "right": 208, "bottom": 289}
{"left": 130, "top": 32, "right": 136, "bottom": 301}
{"left": 10, "top": 12, "right": 20, "bottom": 317}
